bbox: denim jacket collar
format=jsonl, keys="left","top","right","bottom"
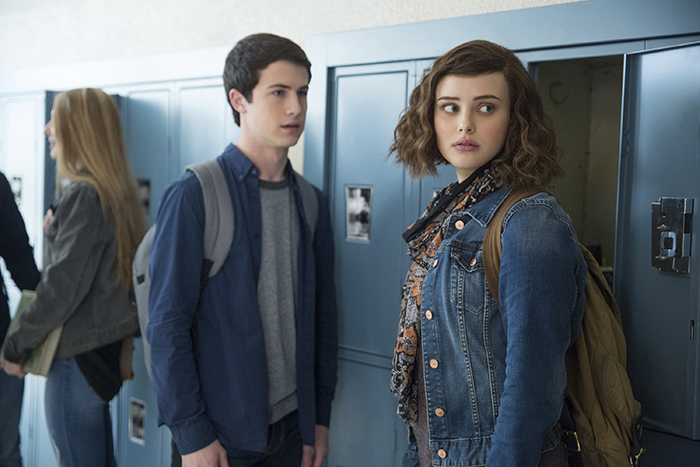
{"left": 463, "top": 185, "right": 513, "bottom": 227}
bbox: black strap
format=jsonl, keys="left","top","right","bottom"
{"left": 559, "top": 399, "right": 584, "bottom": 467}
{"left": 403, "top": 161, "right": 491, "bottom": 244}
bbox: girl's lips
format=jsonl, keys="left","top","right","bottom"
{"left": 453, "top": 139, "right": 479, "bottom": 151}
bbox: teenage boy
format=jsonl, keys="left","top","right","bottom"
{"left": 148, "top": 34, "right": 338, "bottom": 467}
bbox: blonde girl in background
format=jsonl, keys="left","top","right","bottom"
{"left": 1, "top": 88, "right": 145, "bottom": 467}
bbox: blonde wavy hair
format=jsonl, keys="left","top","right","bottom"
{"left": 390, "top": 40, "right": 562, "bottom": 189}
{"left": 53, "top": 88, "right": 145, "bottom": 292}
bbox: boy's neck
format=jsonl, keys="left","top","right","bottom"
{"left": 236, "top": 138, "right": 290, "bottom": 182}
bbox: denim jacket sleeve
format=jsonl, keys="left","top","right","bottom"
{"left": 311, "top": 188, "right": 338, "bottom": 427}
{"left": 147, "top": 174, "right": 218, "bottom": 454}
{"left": 3, "top": 182, "right": 107, "bottom": 363}
{"left": 486, "top": 196, "right": 586, "bottom": 467}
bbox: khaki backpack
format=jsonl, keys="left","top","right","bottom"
{"left": 482, "top": 188, "right": 644, "bottom": 467}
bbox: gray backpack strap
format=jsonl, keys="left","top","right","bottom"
{"left": 133, "top": 225, "right": 156, "bottom": 380}
{"left": 294, "top": 171, "right": 319, "bottom": 242}
{"left": 186, "top": 159, "right": 234, "bottom": 277}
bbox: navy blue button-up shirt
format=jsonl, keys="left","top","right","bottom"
{"left": 148, "top": 144, "right": 338, "bottom": 455}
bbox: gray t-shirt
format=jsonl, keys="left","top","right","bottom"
{"left": 258, "top": 176, "right": 299, "bottom": 423}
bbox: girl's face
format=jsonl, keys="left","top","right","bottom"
{"left": 434, "top": 72, "right": 511, "bottom": 182}
{"left": 44, "top": 117, "right": 59, "bottom": 160}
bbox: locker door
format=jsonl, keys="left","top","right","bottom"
{"left": 615, "top": 42, "right": 700, "bottom": 439}
{"left": 117, "top": 79, "right": 238, "bottom": 467}
{"left": 325, "top": 61, "right": 414, "bottom": 467}
{"left": 176, "top": 80, "right": 239, "bottom": 176}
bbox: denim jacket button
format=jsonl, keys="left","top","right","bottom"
{"left": 425, "top": 310, "right": 433, "bottom": 320}
{"left": 469, "top": 257, "right": 477, "bottom": 267}
{"left": 438, "top": 449, "right": 447, "bottom": 459}
{"left": 455, "top": 220, "right": 464, "bottom": 230}
{"left": 435, "top": 408, "right": 445, "bottom": 417}
{"left": 430, "top": 359, "right": 439, "bottom": 368}
{"left": 432, "top": 259, "right": 438, "bottom": 267}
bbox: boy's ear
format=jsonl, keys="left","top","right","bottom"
{"left": 229, "top": 89, "right": 248, "bottom": 115}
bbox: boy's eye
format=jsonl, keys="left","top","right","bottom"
{"left": 273, "top": 90, "right": 285, "bottom": 96}
{"left": 298, "top": 90, "right": 308, "bottom": 97}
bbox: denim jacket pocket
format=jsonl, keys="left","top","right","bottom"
{"left": 449, "top": 241, "right": 484, "bottom": 314}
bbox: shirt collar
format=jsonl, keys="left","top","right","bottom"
{"left": 221, "top": 143, "right": 257, "bottom": 181}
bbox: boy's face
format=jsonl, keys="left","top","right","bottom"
{"left": 233, "top": 60, "right": 309, "bottom": 151}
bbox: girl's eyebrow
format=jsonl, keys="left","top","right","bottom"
{"left": 436, "top": 94, "right": 502, "bottom": 102}
{"left": 473, "top": 94, "right": 502, "bottom": 101}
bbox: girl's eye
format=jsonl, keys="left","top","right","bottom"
{"left": 443, "top": 104, "right": 459, "bottom": 113}
{"left": 477, "top": 104, "right": 494, "bottom": 113}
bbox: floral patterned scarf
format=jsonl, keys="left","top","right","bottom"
{"left": 390, "top": 165, "right": 500, "bottom": 423}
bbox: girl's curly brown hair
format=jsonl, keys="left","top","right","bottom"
{"left": 390, "top": 40, "right": 562, "bottom": 189}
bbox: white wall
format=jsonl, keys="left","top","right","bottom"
{"left": 0, "top": 0, "right": 583, "bottom": 73}
{"left": 0, "top": 0, "right": 585, "bottom": 182}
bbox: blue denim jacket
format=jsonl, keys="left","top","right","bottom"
{"left": 148, "top": 145, "right": 338, "bottom": 455}
{"left": 412, "top": 187, "right": 586, "bottom": 467}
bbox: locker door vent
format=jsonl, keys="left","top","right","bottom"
{"left": 128, "top": 397, "right": 146, "bottom": 445}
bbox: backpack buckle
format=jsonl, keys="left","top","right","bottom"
{"left": 629, "top": 447, "right": 645, "bottom": 466}
{"left": 560, "top": 429, "right": 581, "bottom": 452}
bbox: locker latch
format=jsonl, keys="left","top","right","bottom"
{"left": 651, "top": 197, "right": 693, "bottom": 274}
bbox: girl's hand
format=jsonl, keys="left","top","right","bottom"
{"left": 43, "top": 208, "right": 54, "bottom": 231}
{"left": 1, "top": 358, "right": 27, "bottom": 378}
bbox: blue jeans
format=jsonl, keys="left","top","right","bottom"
{"left": 0, "top": 369, "right": 24, "bottom": 467}
{"left": 44, "top": 357, "right": 116, "bottom": 467}
{"left": 225, "top": 410, "right": 303, "bottom": 467}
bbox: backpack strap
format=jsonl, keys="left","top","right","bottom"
{"left": 294, "top": 171, "right": 319, "bottom": 242}
{"left": 186, "top": 159, "right": 234, "bottom": 277}
{"left": 482, "top": 187, "right": 541, "bottom": 308}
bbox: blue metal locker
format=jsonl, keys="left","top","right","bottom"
{"left": 117, "top": 80, "right": 239, "bottom": 467}
{"left": 324, "top": 61, "right": 414, "bottom": 466}
{"left": 615, "top": 42, "right": 700, "bottom": 440}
